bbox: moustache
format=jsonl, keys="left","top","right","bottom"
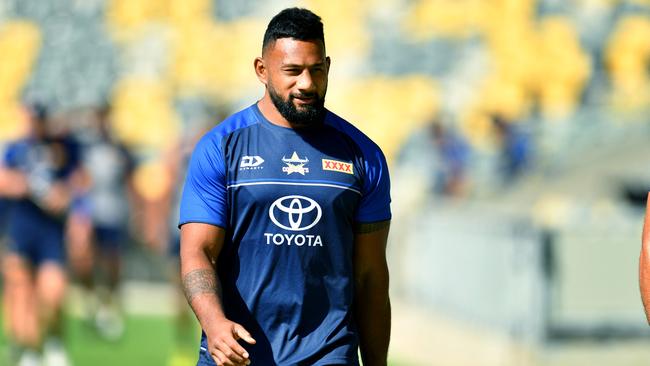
{"left": 290, "top": 93, "right": 319, "bottom": 100}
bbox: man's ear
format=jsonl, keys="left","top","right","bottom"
{"left": 325, "top": 56, "right": 331, "bottom": 75}
{"left": 254, "top": 57, "right": 267, "bottom": 85}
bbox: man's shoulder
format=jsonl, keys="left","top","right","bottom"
{"left": 202, "top": 105, "right": 260, "bottom": 144}
{"left": 324, "top": 110, "right": 384, "bottom": 156}
{"left": 191, "top": 105, "right": 260, "bottom": 159}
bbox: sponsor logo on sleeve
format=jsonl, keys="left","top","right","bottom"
{"left": 321, "top": 159, "right": 353, "bottom": 175}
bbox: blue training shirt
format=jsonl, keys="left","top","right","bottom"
{"left": 179, "top": 104, "right": 391, "bottom": 366}
{"left": 3, "top": 136, "right": 80, "bottom": 223}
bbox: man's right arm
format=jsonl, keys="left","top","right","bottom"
{"left": 640, "top": 193, "right": 650, "bottom": 324}
{"left": 180, "top": 222, "right": 255, "bottom": 366}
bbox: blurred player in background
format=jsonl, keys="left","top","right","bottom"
{"left": 0, "top": 142, "right": 12, "bottom": 341}
{"left": 0, "top": 104, "right": 79, "bottom": 366}
{"left": 66, "top": 105, "right": 135, "bottom": 341}
{"left": 428, "top": 120, "right": 470, "bottom": 197}
{"left": 491, "top": 115, "right": 532, "bottom": 184}
{"left": 165, "top": 115, "right": 216, "bottom": 366}
{"left": 179, "top": 8, "right": 391, "bottom": 366}
{"left": 639, "top": 193, "right": 650, "bottom": 324}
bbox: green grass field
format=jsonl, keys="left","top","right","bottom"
{"left": 1, "top": 313, "right": 201, "bottom": 366}
{"left": 1, "top": 312, "right": 405, "bottom": 366}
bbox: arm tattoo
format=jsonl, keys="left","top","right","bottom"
{"left": 354, "top": 220, "right": 391, "bottom": 234}
{"left": 182, "top": 268, "right": 220, "bottom": 303}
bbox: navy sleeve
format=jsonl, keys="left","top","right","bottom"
{"left": 355, "top": 147, "right": 391, "bottom": 223}
{"left": 178, "top": 133, "right": 228, "bottom": 228}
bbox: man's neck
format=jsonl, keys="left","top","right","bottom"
{"left": 257, "top": 95, "right": 292, "bottom": 128}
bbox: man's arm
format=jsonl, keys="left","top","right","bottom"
{"left": 354, "top": 220, "right": 391, "bottom": 366}
{"left": 0, "top": 167, "right": 28, "bottom": 198}
{"left": 180, "top": 223, "right": 255, "bottom": 366}
{"left": 640, "top": 193, "right": 650, "bottom": 324}
{"left": 0, "top": 165, "right": 71, "bottom": 214}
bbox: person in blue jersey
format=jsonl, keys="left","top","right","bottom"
{"left": 66, "top": 106, "right": 135, "bottom": 341}
{"left": 179, "top": 8, "right": 391, "bottom": 366}
{"left": 0, "top": 104, "right": 79, "bottom": 366}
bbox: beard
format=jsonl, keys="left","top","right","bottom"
{"left": 268, "top": 83, "right": 326, "bottom": 127}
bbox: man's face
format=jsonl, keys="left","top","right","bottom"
{"left": 264, "top": 38, "right": 330, "bottom": 126}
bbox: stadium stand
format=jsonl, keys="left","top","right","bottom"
{"left": 1, "top": 1, "right": 650, "bottom": 364}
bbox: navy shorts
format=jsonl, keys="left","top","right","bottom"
{"left": 94, "top": 224, "right": 127, "bottom": 251}
{"left": 8, "top": 214, "right": 65, "bottom": 266}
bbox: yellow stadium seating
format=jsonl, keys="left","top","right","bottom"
{"left": 300, "top": 0, "right": 370, "bottom": 59}
{"left": 168, "top": 0, "right": 213, "bottom": 27}
{"left": 111, "top": 78, "right": 181, "bottom": 150}
{"left": 106, "top": 0, "right": 167, "bottom": 40}
{"left": 606, "top": 16, "right": 650, "bottom": 111}
{"left": 0, "top": 21, "right": 41, "bottom": 101}
{"left": 327, "top": 75, "right": 439, "bottom": 163}
{"left": 402, "top": 0, "right": 484, "bottom": 39}
{"left": 0, "top": 102, "right": 29, "bottom": 142}
{"left": 536, "top": 17, "right": 590, "bottom": 118}
{"left": 0, "top": 21, "right": 41, "bottom": 142}
{"left": 170, "top": 18, "right": 264, "bottom": 102}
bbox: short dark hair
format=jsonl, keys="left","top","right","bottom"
{"left": 262, "top": 8, "right": 325, "bottom": 53}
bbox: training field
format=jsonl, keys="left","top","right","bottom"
{"left": 3, "top": 284, "right": 648, "bottom": 365}
{"left": 0, "top": 282, "right": 407, "bottom": 366}
{"left": 0, "top": 314, "right": 201, "bottom": 366}
{"left": 0, "top": 315, "right": 407, "bottom": 366}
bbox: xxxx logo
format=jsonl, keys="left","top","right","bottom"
{"left": 322, "top": 159, "right": 354, "bottom": 175}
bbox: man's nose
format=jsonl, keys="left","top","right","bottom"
{"left": 296, "top": 69, "right": 316, "bottom": 92}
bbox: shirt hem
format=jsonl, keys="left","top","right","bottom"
{"left": 354, "top": 214, "right": 392, "bottom": 224}
{"left": 311, "top": 356, "right": 359, "bottom": 366}
{"left": 177, "top": 219, "right": 227, "bottom": 230}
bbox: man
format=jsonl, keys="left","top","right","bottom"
{"left": 0, "top": 104, "right": 78, "bottom": 366}
{"left": 66, "top": 105, "right": 135, "bottom": 340}
{"left": 179, "top": 8, "right": 392, "bottom": 366}
{"left": 640, "top": 193, "right": 650, "bottom": 323}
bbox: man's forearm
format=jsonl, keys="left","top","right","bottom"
{"left": 355, "top": 276, "right": 391, "bottom": 366}
{"left": 640, "top": 194, "right": 650, "bottom": 323}
{"left": 0, "top": 168, "right": 28, "bottom": 198}
{"left": 181, "top": 257, "right": 227, "bottom": 330}
{"left": 640, "top": 251, "right": 650, "bottom": 323}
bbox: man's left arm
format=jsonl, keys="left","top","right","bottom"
{"left": 354, "top": 220, "right": 391, "bottom": 366}
{"left": 640, "top": 193, "right": 650, "bottom": 323}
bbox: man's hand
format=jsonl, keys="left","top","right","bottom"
{"left": 205, "top": 317, "right": 256, "bottom": 366}
{"left": 41, "top": 183, "right": 70, "bottom": 214}
{"left": 180, "top": 223, "right": 256, "bottom": 365}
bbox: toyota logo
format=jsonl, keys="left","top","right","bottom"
{"left": 269, "top": 195, "right": 322, "bottom": 231}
